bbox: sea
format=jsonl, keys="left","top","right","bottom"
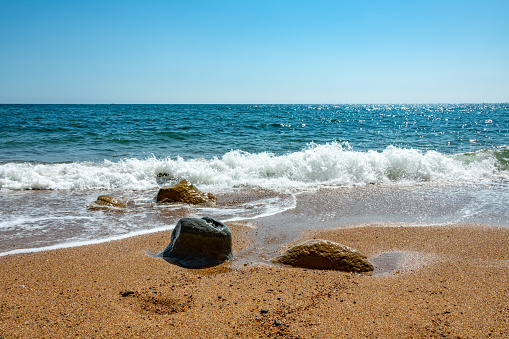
{"left": 1, "top": 104, "right": 509, "bottom": 258}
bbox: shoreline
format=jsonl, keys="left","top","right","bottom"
{"left": 3, "top": 181, "right": 509, "bottom": 257}
{"left": 1, "top": 223, "right": 508, "bottom": 338}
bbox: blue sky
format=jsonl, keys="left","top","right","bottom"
{"left": 1, "top": 0, "right": 508, "bottom": 104}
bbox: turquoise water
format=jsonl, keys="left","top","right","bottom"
{"left": 1, "top": 104, "right": 508, "bottom": 255}
{"left": 1, "top": 104, "right": 508, "bottom": 163}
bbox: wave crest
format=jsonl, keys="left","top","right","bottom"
{"left": 1, "top": 143, "right": 506, "bottom": 191}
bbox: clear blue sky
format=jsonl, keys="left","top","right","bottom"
{"left": 1, "top": 0, "right": 508, "bottom": 104}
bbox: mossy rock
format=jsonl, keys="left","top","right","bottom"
{"left": 88, "top": 195, "right": 127, "bottom": 210}
{"left": 156, "top": 179, "right": 216, "bottom": 205}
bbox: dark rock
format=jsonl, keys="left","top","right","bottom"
{"left": 120, "top": 290, "right": 136, "bottom": 297}
{"left": 160, "top": 217, "right": 233, "bottom": 268}
{"left": 156, "top": 179, "right": 216, "bottom": 205}
{"left": 270, "top": 239, "right": 374, "bottom": 272}
{"left": 260, "top": 309, "right": 269, "bottom": 314}
{"left": 274, "top": 319, "right": 281, "bottom": 326}
{"left": 88, "top": 195, "right": 127, "bottom": 209}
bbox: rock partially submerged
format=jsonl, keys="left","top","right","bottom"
{"left": 270, "top": 239, "right": 374, "bottom": 272}
{"left": 156, "top": 180, "right": 216, "bottom": 205}
{"left": 88, "top": 195, "right": 127, "bottom": 210}
{"left": 160, "top": 217, "right": 233, "bottom": 268}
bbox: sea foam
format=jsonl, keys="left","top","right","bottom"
{"left": 0, "top": 143, "right": 506, "bottom": 191}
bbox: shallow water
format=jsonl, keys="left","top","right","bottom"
{"left": 3, "top": 180, "right": 508, "bottom": 257}
{"left": 0, "top": 187, "right": 295, "bottom": 255}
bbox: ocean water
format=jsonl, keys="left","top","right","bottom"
{"left": 1, "top": 104, "right": 509, "bottom": 256}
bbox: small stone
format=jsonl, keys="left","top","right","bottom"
{"left": 274, "top": 319, "right": 281, "bottom": 326}
{"left": 120, "top": 290, "right": 135, "bottom": 297}
{"left": 260, "top": 309, "right": 269, "bottom": 314}
{"left": 88, "top": 195, "right": 127, "bottom": 209}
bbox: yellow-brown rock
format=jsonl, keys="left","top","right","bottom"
{"left": 156, "top": 179, "right": 216, "bottom": 205}
{"left": 270, "top": 239, "right": 373, "bottom": 272}
{"left": 88, "top": 195, "right": 127, "bottom": 209}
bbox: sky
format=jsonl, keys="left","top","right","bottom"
{"left": 0, "top": 0, "right": 508, "bottom": 104}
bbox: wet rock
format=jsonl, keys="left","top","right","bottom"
{"left": 270, "top": 239, "right": 374, "bottom": 272}
{"left": 156, "top": 179, "right": 216, "bottom": 205}
{"left": 88, "top": 195, "right": 127, "bottom": 209}
{"left": 160, "top": 217, "right": 233, "bottom": 268}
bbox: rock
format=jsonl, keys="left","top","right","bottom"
{"left": 88, "top": 195, "right": 127, "bottom": 209}
{"left": 120, "top": 290, "right": 136, "bottom": 297}
{"left": 160, "top": 217, "right": 233, "bottom": 268}
{"left": 156, "top": 179, "right": 216, "bottom": 205}
{"left": 270, "top": 239, "right": 374, "bottom": 272}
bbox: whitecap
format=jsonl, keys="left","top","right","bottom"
{"left": 0, "top": 143, "right": 506, "bottom": 192}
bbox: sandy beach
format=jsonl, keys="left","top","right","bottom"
{"left": 1, "top": 222, "right": 508, "bottom": 338}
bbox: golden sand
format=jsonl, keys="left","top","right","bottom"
{"left": 0, "top": 223, "right": 508, "bottom": 338}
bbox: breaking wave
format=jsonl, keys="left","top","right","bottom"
{"left": 1, "top": 143, "right": 507, "bottom": 191}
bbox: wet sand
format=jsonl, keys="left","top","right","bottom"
{"left": 0, "top": 223, "right": 508, "bottom": 338}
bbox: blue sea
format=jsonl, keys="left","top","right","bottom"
{"left": 1, "top": 104, "right": 509, "bottom": 256}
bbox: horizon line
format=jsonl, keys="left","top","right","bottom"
{"left": 1, "top": 102, "right": 508, "bottom": 105}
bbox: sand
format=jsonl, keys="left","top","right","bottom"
{"left": 1, "top": 223, "right": 508, "bottom": 338}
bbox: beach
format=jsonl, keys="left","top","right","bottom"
{"left": 1, "top": 104, "right": 508, "bottom": 338}
{"left": 1, "top": 222, "right": 508, "bottom": 338}
{"left": 1, "top": 0, "right": 509, "bottom": 334}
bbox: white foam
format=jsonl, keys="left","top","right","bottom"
{"left": 201, "top": 195, "right": 297, "bottom": 222}
{"left": 0, "top": 143, "right": 506, "bottom": 191}
{"left": 0, "top": 215, "right": 94, "bottom": 229}
{"left": 0, "top": 224, "right": 176, "bottom": 257}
